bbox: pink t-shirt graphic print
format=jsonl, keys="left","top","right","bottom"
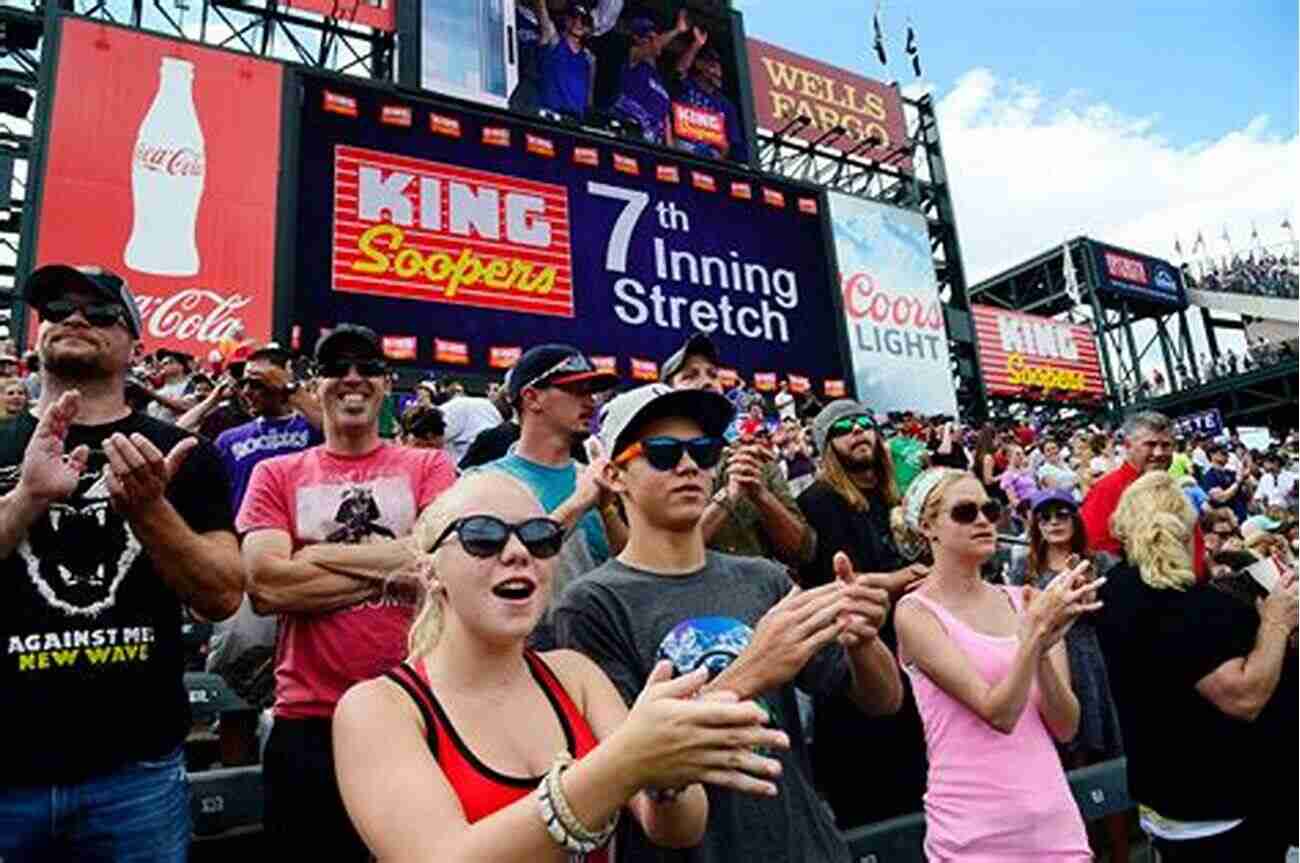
{"left": 238, "top": 442, "right": 456, "bottom": 719}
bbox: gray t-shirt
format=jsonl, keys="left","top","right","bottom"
{"left": 553, "top": 552, "right": 853, "bottom": 863}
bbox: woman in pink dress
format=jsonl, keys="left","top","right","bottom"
{"left": 893, "top": 468, "right": 1100, "bottom": 862}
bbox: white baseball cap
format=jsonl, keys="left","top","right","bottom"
{"left": 598, "top": 383, "right": 735, "bottom": 458}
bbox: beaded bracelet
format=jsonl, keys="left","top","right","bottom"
{"left": 537, "top": 753, "right": 618, "bottom": 854}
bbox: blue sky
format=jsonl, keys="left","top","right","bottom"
{"left": 737, "top": 1, "right": 1298, "bottom": 149}
{"left": 737, "top": 0, "right": 1299, "bottom": 284}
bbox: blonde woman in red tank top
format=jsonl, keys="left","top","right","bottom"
{"left": 333, "top": 471, "right": 790, "bottom": 862}
{"left": 892, "top": 468, "right": 1103, "bottom": 861}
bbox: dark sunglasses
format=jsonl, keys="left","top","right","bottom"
{"left": 1038, "top": 504, "right": 1076, "bottom": 523}
{"left": 238, "top": 378, "right": 276, "bottom": 394}
{"left": 614, "top": 435, "right": 725, "bottom": 471}
{"left": 318, "top": 358, "right": 387, "bottom": 378}
{"left": 949, "top": 500, "right": 1003, "bottom": 525}
{"left": 429, "top": 515, "right": 565, "bottom": 559}
{"left": 39, "top": 300, "right": 126, "bottom": 329}
{"left": 828, "top": 415, "right": 875, "bottom": 439}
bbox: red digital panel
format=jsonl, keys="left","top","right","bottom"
{"left": 331, "top": 145, "right": 576, "bottom": 318}
{"left": 971, "top": 305, "right": 1105, "bottom": 398}
{"left": 33, "top": 20, "right": 282, "bottom": 356}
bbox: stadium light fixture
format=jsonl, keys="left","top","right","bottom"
{"left": 773, "top": 114, "right": 811, "bottom": 139}
{"left": 807, "top": 125, "right": 845, "bottom": 151}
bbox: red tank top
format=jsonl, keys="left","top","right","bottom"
{"left": 385, "top": 651, "right": 610, "bottom": 861}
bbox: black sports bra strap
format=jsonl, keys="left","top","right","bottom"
{"left": 384, "top": 663, "right": 440, "bottom": 757}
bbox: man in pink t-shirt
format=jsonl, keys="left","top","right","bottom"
{"left": 239, "top": 325, "right": 456, "bottom": 861}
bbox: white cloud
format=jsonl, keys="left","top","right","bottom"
{"left": 932, "top": 67, "right": 1300, "bottom": 284}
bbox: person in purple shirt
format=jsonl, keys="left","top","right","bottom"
{"left": 536, "top": 0, "right": 596, "bottom": 119}
{"left": 214, "top": 346, "right": 323, "bottom": 513}
{"left": 611, "top": 12, "right": 687, "bottom": 145}
{"left": 672, "top": 31, "right": 748, "bottom": 163}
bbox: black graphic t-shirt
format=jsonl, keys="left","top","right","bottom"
{"left": 0, "top": 410, "right": 235, "bottom": 785}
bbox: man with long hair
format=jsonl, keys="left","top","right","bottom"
{"left": 795, "top": 399, "right": 929, "bottom": 827}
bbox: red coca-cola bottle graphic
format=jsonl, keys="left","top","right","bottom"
{"left": 124, "top": 57, "right": 205, "bottom": 277}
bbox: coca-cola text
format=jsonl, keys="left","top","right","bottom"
{"left": 133, "top": 288, "right": 250, "bottom": 344}
{"left": 134, "top": 145, "right": 205, "bottom": 177}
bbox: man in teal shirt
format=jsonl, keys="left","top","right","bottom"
{"left": 482, "top": 344, "right": 623, "bottom": 647}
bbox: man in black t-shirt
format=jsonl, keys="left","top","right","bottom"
{"left": 796, "top": 399, "right": 929, "bottom": 827}
{"left": 0, "top": 265, "right": 243, "bottom": 862}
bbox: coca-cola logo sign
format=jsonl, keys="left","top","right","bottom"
{"left": 133, "top": 289, "right": 250, "bottom": 344}
{"left": 134, "top": 145, "right": 205, "bottom": 177}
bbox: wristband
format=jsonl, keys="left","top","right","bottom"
{"left": 538, "top": 753, "right": 618, "bottom": 854}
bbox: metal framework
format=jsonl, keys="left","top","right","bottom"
{"left": 756, "top": 92, "right": 987, "bottom": 416}
{"left": 970, "top": 238, "right": 1297, "bottom": 429}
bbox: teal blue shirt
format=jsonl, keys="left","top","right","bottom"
{"left": 484, "top": 449, "right": 610, "bottom": 564}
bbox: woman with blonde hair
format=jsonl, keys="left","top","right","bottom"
{"left": 1094, "top": 471, "right": 1297, "bottom": 860}
{"left": 894, "top": 468, "right": 1099, "bottom": 861}
{"left": 332, "top": 471, "right": 789, "bottom": 862}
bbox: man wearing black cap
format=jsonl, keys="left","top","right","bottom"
{"left": 535, "top": 0, "right": 597, "bottom": 119}
{"left": 671, "top": 25, "right": 748, "bottom": 162}
{"left": 238, "top": 324, "right": 457, "bottom": 860}
{"left": 555, "top": 383, "right": 899, "bottom": 863}
{"left": 662, "top": 333, "right": 815, "bottom": 569}
{"left": 480, "top": 344, "right": 622, "bottom": 644}
{"left": 0, "top": 264, "right": 244, "bottom": 860}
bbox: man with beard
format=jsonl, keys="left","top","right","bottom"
{"left": 238, "top": 325, "right": 457, "bottom": 860}
{"left": 480, "top": 344, "right": 623, "bottom": 647}
{"left": 795, "top": 399, "right": 929, "bottom": 827}
{"left": 1081, "top": 410, "right": 1204, "bottom": 577}
{"left": 0, "top": 264, "right": 243, "bottom": 861}
{"left": 662, "top": 333, "right": 814, "bottom": 568}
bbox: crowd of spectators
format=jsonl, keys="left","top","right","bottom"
{"left": 1185, "top": 250, "right": 1300, "bottom": 301}
{"left": 514, "top": 0, "right": 749, "bottom": 163}
{"left": 2, "top": 263, "right": 1295, "bottom": 862}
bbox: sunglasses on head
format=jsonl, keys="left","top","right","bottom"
{"left": 949, "top": 500, "right": 1003, "bottom": 525}
{"left": 40, "top": 300, "right": 126, "bottom": 329}
{"left": 828, "top": 415, "right": 875, "bottom": 438}
{"left": 522, "top": 353, "right": 595, "bottom": 392}
{"left": 318, "top": 358, "right": 387, "bottom": 378}
{"left": 614, "top": 435, "right": 725, "bottom": 471}
{"left": 429, "top": 515, "right": 565, "bottom": 559}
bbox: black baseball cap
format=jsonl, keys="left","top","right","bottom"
{"left": 660, "top": 333, "right": 720, "bottom": 383}
{"left": 23, "top": 264, "right": 144, "bottom": 338}
{"left": 314, "top": 324, "right": 382, "bottom": 364}
{"left": 507, "top": 343, "right": 618, "bottom": 403}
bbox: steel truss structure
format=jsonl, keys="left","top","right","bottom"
{"left": 970, "top": 239, "right": 1297, "bottom": 429}
{"left": 756, "top": 92, "right": 986, "bottom": 417}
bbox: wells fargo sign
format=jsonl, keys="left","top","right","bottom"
{"left": 746, "top": 38, "right": 911, "bottom": 172}
{"left": 332, "top": 145, "right": 575, "bottom": 317}
{"left": 971, "top": 305, "right": 1105, "bottom": 399}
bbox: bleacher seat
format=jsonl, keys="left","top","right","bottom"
{"left": 189, "top": 765, "right": 264, "bottom": 838}
{"left": 1067, "top": 757, "right": 1131, "bottom": 821}
{"left": 185, "top": 671, "right": 252, "bottom": 725}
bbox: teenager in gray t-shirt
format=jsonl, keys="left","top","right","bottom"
{"left": 554, "top": 383, "right": 902, "bottom": 863}
{"left": 556, "top": 553, "right": 854, "bottom": 863}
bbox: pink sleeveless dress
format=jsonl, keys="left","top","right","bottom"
{"left": 899, "top": 587, "right": 1091, "bottom": 862}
